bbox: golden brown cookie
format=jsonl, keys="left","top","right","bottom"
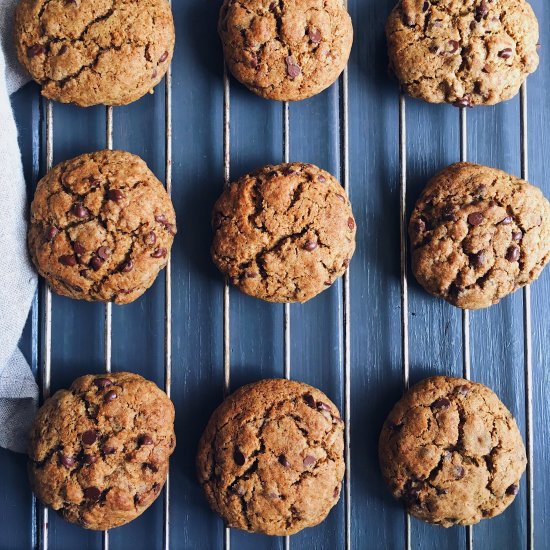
{"left": 14, "top": 0, "right": 175, "bottom": 106}
{"left": 409, "top": 162, "right": 550, "bottom": 309}
{"left": 196, "top": 379, "right": 345, "bottom": 536}
{"left": 211, "top": 163, "right": 356, "bottom": 303}
{"left": 218, "top": 0, "right": 353, "bottom": 101}
{"left": 28, "top": 372, "right": 176, "bottom": 530}
{"left": 28, "top": 150, "right": 176, "bottom": 305}
{"left": 379, "top": 376, "right": 526, "bottom": 527}
{"left": 386, "top": 0, "right": 539, "bottom": 106}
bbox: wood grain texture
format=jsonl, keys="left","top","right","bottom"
{"left": 1, "top": 0, "right": 548, "bottom": 548}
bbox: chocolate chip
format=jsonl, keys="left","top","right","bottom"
{"left": 73, "top": 241, "right": 85, "bottom": 255}
{"left": 318, "top": 175, "right": 326, "bottom": 183}
{"left": 423, "top": 1, "right": 429, "bottom": 10}
{"left": 498, "top": 48, "right": 513, "bottom": 59}
{"left": 94, "top": 377, "right": 112, "bottom": 389}
{"left": 309, "top": 27, "right": 322, "bottom": 44}
{"left": 84, "top": 487, "right": 101, "bottom": 501}
{"left": 448, "top": 40, "right": 459, "bottom": 53}
{"left": 90, "top": 256, "right": 104, "bottom": 271}
{"left": 324, "top": 280, "right": 332, "bottom": 286}
{"left": 71, "top": 203, "right": 89, "bottom": 218}
{"left": 304, "top": 394, "right": 316, "bottom": 408}
{"left": 278, "top": 454, "right": 290, "bottom": 468}
{"left": 249, "top": 55, "right": 258, "bottom": 68}
{"left": 475, "top": 0, "right": 488, "bottom": 22}
{"left": 304, "top": 240, "right": 317, "bottom": 251}
{"left": 104, "top": 390, "right": 117, "bottom": 402}
{"left": 121, "top": 259, "right": 134, "bottom": 273}
{"left": 431, "top": 398, "right": 451, "bottom": 410}
{"left": 27, "top": 44, "right": 45, "bottom": 58}
{"left": 343, "top": 258, "right": 350, "bottom": 268}
{"left": 245, "top": 272, "right": 258, "bottom": 278}
{"left": 233, "top": 448, "right": 245, "bottom": 466}
{"left": 159, "top": 51, "right": 169, "bottom": 63}
{"left": 108, "top": 189, "right": 124, "bottom": 202}
{"left": 333, "top": 486, "right": 340, "bottom": 498}
{"left": 102, "top": 444, "right": 116, "bottom": 455}
{"left": 144, "top": 231, "right": 156, "bottom": 245}
{"left": 335, "top": 194, "right": 345, "bottom": 203}
{"left": 453, "top": 465, "right": 465, "bottom": 480}
{"left": 81, "top": 430, "right": 98, "bottom": 445}
{"left": 151, "top": 248, "right": 167, "bottom": 258}
{"left": 467, "top": 212, "right": 484, "bottom": 226}
{"left": 303, "top": 455, "right": 316, "bottom": 467}
{"left": 59, "top": 454, "right": 75, "bottom": 468}
{"left": 512, "top": 230, "right": 523, "bottom": 242}
{"left": 88, "top": 177, "right": 100, "bottom": 188}
{"left": 316, "top": 401, "right": 331, "bottom": 413}
{"left": 139, "top": 435, "right": 154, "bottom": 446}
{"left": 506, "top": 483, "right": 519, "bottom": 496}
{"left": 59, "top": 254, "right": 77, "bottom": 267}
{"left": 81, "top": 453, "right": 96, "bottom": 464}
{"left": 456, "top": 384, "right": 470, "bottom": 396}
{"left": 506, "top": 245, "right": 520, "bottom": 262}
{"left": 152, "top": 69, "right": 158, "bottom": 79}
{"left": 58, "top": 45, "right": 68, "bottom": 55}
{"left": 347, "top": 217, "right": 355, "bottom": 230}
{"left": 470, "top": 251, "right": 485, "bottom": 268}
{"left": 500, "top": 216, "right": 513, "bottom": 225}
{"left": 454, "top": 96, "right": 472, "bottom": 108}
{"left": 45, "top": 226, "right": 59, "bottom": 241}
{"left": 97, "top": 246, "right": 111, "bottom": 260}
{"left": 267, "top": 491, "right": 278, "bottom": 499}
{"left": 285, "top": 56, "right": 301, "bottom": 78}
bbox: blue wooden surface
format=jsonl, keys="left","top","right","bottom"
{"left": 1, "top": 0, "right": 549, "bottom": 548}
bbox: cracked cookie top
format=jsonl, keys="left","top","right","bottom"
{"left": 386, "top": 0, "right": 539, "bottom": 106}
{"left": 14, "top": 0, "right": 175, "bottom": 106}
{"left": 28, "top": 150, "right": 176, "bottom": 305}
{"left": 196, "top": 378, "right": 345, "bottom": 536}
{"left": 28, "top": 372, "right": 176, "bottom": 530}
{"left": 409, "top": 162, "right": 550, "bottom": 309}
{"left": 218, "top": 0, "right": 353, "bottom": 101}
{"left": 379, "top": 376, "right": 526, "bottom": 527}
{"left": 211, "top": 162, "right": 356, "bottom": 303}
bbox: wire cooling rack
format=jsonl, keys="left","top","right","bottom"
{"left": 8, "top": 1, "right": 545, "bottom": 549}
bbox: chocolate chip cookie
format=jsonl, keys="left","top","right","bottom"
{"left": 211, "top": 163, "right": 356, "bottom": 303}
{"left": 197, "top": 379, "right": 345, "bottom": 535}
{"left": 14, "top": 0, "right": 175, "bottom": 106}
{"left": 409, "top": 162, "right": 550, "bottom": 309}
{"left": 28, "top": 372, "right": 176, "bottom": 530}
{"left": 218, "top": 0, "right": 353, "bottom": 101}
{"left": 379, "top": 376, "right": 526, "bottom": 527}
{"left": 386, "top": 0, "right": 539, "bottom": 106}
{"left": 28, "top": 150, "right": 176, "bottom": 305}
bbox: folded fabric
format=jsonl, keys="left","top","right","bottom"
{"left": 0, "top": 0, "right": 39, "bottom": 453}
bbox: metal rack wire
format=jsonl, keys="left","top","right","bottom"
{"left": 398, "top": 85, "right": 534, "bottom": 550}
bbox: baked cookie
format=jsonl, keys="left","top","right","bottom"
{"left": 197, "top": 379, "right": 345, "bottom": 536}
{"left": 218, "top": 0, "right": 353, "bottom": 101}
{"left": 386, "top": 0, "right": 539, "bottom": 106}
{"left": 379, "top": 376, "right": 526, "bottom": 527}
{"left": 211, "top": 163, "right": 356, "bottom": 303}
{"left": 14, "top": 0, "right": 175, "bottom": 106}
{"left": 28, "top": 372, "right": 176, "bottom": 530}
{"left": 28, "top": 150, "right": 176, "bottom": 305}
{"left": 409, "top": 162, "right": 550, "bottom": 309}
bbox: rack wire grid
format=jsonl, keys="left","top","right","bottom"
{"left": 2, "top": 1, "right": 550, "bottom": 549}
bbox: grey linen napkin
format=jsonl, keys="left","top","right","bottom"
{"left": 0, "top": 0, "right": 39, "bottom": 453}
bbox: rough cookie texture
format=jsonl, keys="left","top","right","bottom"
{"left": 218, "top": 0, "right": 353, "bottom": 101}
{"left": 28, "top": 150, "right": 176, "bottom": 305}
{"left": 211, "top": 163, "right": 356, "bottom": 303}
{"left": 197, "top": 379, "right": 345, "bottom": 535}
{"left": 14, "top": 0, "right": 175, "bottom": 106}
{"left": 28, "top": 372, "right": 176, "bottom": 530}
{"left": 409, "top": 162, "right": 550, "bottom": 309}
{"left": 379, "top": 376, "right": 526, "bottom": 527}
{"left": 386, "top": 0, "right": 539, "bottom": 106}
